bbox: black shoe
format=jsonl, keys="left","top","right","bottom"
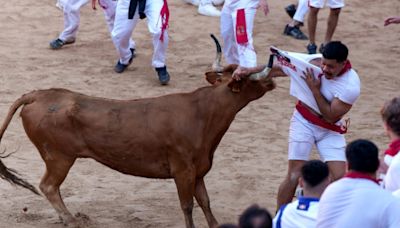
{"left": 114, "top": 49, "right": 135, "bottom": 73}
{"left": 155, "top": 66, "right": 170, "bottom": 85}
{"left": 49, "top": 38, "right": 75, "bottom": 49}
{"left": 319, "top": 43, "right": 325, "bottom": 53}
{"left": 307, "top": 43, "right": 317, "bottom": 54}
{"left": 285, "top": 4, "right": 296, "bottom": 19}
{"left": 283, "top": 25, "right": 308, "bottom": 40}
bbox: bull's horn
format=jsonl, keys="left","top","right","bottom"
{"left": 210, "top": 34, "right": 223, "bottom": 72}
{"left": 249, "top": 66, "right": 272, "bottom": 81}
{"left": 249, "top": 54, "right": 275, "bottom": 81}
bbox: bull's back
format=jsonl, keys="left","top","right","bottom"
{"left": 19, "top": 89, "right": 204, "bottom": 178}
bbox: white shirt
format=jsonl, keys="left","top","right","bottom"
{"left": 317, "top": 177, "right": 400, "bottom": 228}
{"left": 275, "top": 49, "right": 361, "bottom": 115}
{"left": 385, "top": 152, "right": 400, "bottom": 192}
{"left": 273, "top": 197, "right": 319, "bottom": 228}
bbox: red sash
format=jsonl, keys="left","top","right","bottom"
{"left": 344, "top": 171, "right": 379, "bottom": 185}
{"left": 160, "top": 0, "right": 169, "bottom": 42}
{"left": 296, "top": 101, "right": 348, "bottom": 134}
{"left": 236, "top": 9, "right": 248, "bottom": 44}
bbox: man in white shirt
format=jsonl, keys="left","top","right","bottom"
{"left": 232, "top": 41, "right": 361, "bottom": 211}
{"left": 273, "top": 160, "right": 330, "bottom": 228}
{"left": 317, "top": 139, "right": 400, "bottom": 228}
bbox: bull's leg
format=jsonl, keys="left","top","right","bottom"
{"left": 174, "top": 171, "right": 196, "bottom": 228}
{"left": 39, "top": 155, "right": 76, "bottom": 225}
{"left": 194, "top": 178, "right": 218, "bottom": 228}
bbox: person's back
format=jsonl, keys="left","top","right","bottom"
{"left": 317, "top": 139, "right": 400, "bottom": 228}
{"left": 273, "top": 160, "right": 330, "bottom": 228}
{"left": 317, "top": 177, "right": 400, "bottom": 227}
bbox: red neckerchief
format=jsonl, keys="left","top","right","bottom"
{"left": 384, "top": 139, "right": 400, "bottom": 156}
{"left": 159, "top": 0, "right": 169, "bottom": 42}
{"left": 337, "top": 60, "right": 352, "bottom": 76}
{"left": 344, "top": 171, "right": 379, "bottom": 185}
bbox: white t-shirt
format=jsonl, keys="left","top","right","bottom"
{"left": 275, "top": 49, "right": 361, "bottom": 115}
{"left": 273, "top": 197, "right": 319, "bottom": 228}
{"left": 385, "top": 152, "right": 400, "bottom": 192}
{"left": 317, "top": 177, "right": 400, "bottom": 228}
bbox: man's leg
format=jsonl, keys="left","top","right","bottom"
{"left": 146, "top": 0, "right": 170, "bottom": 85}
{"left": 324, "top": 8, "right": 341, "bottom": 44}
{"left": 277, "top": 160, "right": 306, "bottom": 210}
{"left": 306, "top": 6, "right": 319, "bottom": 53}
{"left": 326, "top": 161, "right": 346, "bottom": 181}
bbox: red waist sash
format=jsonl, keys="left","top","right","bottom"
{"left": 295, "top": 101, "right": 347, "bottom": 134}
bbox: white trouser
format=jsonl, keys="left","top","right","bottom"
{"left": 309, "top": 0, "right": 345, "bottom": 8}
{"left": 293, "top": 0, "right": 309, "bottom": 23}
{"left": 58, "top": 0, "right": 135, "bottom": 49}
{"left": 111, "top": 0, "right": 168, "bottom": 67}
{"left": 59, "top": 0, "right": 89, "bottom": 42}
{"left": 288, "top": 110, "right": 346, "bottom": 162}
{"left": 220, "top": 7, "right": 257, "bottom": 67}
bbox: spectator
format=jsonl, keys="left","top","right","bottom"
{"left": 239, "top": 204, "right": 273, "bottom": 228}
{"left": 317, "top": 139, "right": 400, "bottom": 227}
{"left": 380, "top": 97, "right": 400, "bottom": 194}
{"left": 273, "top": 160, "right": 330, "bottom": 228}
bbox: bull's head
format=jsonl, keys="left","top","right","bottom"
{"left": 205, "top": 34, "right": 275, "bottom": 97}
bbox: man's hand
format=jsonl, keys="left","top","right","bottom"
{"left": 384, "top": 16, "right": 400, "bottom": 26}
{"left": 232, "top": 66, "right": 251, "bottom": 81}
{"left": 258, "top": 0, "right": 269, "bottom": 16}
{"left": 302, "top": 68, "right": 321, "bottom": 94}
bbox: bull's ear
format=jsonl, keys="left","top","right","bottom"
{"left": 205, "top": 72, "right": 223, "bottom": 85}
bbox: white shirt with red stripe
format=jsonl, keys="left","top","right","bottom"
{"left": 317, "top": 174, "right": 400, "bottom": 228}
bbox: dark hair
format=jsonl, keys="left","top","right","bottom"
{"left": 345, "top": 139, "right": 379, "bottom": 173}
{"left": 301, "top": 160, "right": 329, "bottom": 187}
{"left": 322, "top": 41, "right": 348, "bottom": 63}
{"left": 381, "top": 96, "right": 400, "bottom": 136}
{"left": 239, "top": 204, "right": 272, "bottom": 228}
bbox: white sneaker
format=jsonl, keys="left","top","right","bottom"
{"left": 212, "top": 0, "right": 224, "bottom": 6}
{"left": 184, "top": 0, "right": 200, "bottom": 6}
{"left": 198, "top": 4, "right": 221, "bottom": 17}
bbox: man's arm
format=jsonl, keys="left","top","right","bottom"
{"left": 303, "top": 68, "right": 352, "bottom": 123}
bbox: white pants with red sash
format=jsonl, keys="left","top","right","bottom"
{"left": 288, "top": 110, "right": 346, "bottom": 162}
{"left": 111, "top": 0, "right": 168, "bottom": 67}
{"left": 220, "top": 7, "right": 257, "bottom": 67}
{"left": 58, "top": 0, "right": 135, "bottom": 50}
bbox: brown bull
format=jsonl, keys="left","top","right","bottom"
{"left": 0, "top": 37, "right": 276, "bottom": 228}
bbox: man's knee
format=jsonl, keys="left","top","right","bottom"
{"left": 309, "top": 7, "right": 320, "bottom": 15}
{"left": 330, "top": 8, "right": 341, "bottom": 16}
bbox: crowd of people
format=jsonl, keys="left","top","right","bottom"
{"left": 48, "top": 0, "right": 400, "bottom": 227}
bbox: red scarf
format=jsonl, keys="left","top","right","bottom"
{"left": 344, "top": 171, "right": 379, "bottom": 185}
{"left": 384, "top": 139, "right": 400, "bottom": 156}
{"left": 337, "top": 60, "right": 352, "bottom": 76}
{"left": 236, "top": 9, "right": 248, "bottom": 44}
{"left": 159, "top": 0, "right": 169, "bottom": 42}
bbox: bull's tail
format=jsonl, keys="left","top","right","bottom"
{"left": 0, "top": 92, "right": 40, "bottom": 195}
